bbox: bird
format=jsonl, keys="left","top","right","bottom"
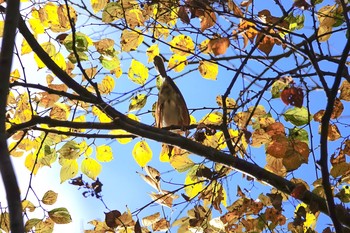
{"left": 153, "top": 55, "right": 190, "bottom": 130}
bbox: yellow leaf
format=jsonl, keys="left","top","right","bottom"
{"left": 58, "top": 141, "right": 80, "bottom": 160}
{"left": 21, "top": 38, "right": 32, "bottom": 55}
{"left": 109, "top": 129, "right": 132, "bottom": 144}
{"left": 29, "top": 18, "right": 45, "bottom": 34}
{"left": 204, "top": 131, "right": 227, "bottom": 150}
{"left": 0, "top": 21, "right": 3, "bottom": 37}
{"left": 132, "top": 141, "right": 152, "bottom": 167}
{"left": 49, "top": 103, "right": 70, "bottom": 120}
{"left": 216, "top": 95, "right": 236, "bottom": 111}
{"left": 44, "top": 3, "right": 59, "bottom": 27}
{"left": 199, "top": 39, "right": 210, "bottom": 54}
{"left": 120, "top": 29, "right": 143, "bottom": 52}
{"left": 53, "top": 52, "right": 66, "bottom": 70}
{"left": 98, "top": 75, "right": 115, "bottom": 94}
{"left": 295, "top": 203, "right": 317, "bottom": 230}
{"left": 153, "top": 25, "right": 170, "bottom": 40}
{"left": 190, "top": 115, "right": 196, "bottom": 125}
{"left": 170, "top": 153, "right": 194, "bottom": 172}
{"left": 169, "top": 34, "right": 195, "bottom": 56}
{"left": 92, "top": 106, "right": 112, "bottom": 123}
{"left": 129, "top": 94, "right": 147, "bottom": 112}
{"left": 81, "top": 157, "right": 102, "bottom": 180}
{"left": 91, "top": 0, "right": 108, "bottom": 13}
{"left": 79, "top": 141, "right": 93, "bottom": 157}
{"left": 127, "top": 113, "right": 140, "bottom": 122}
{"left": 184, "top": 175, "right": 203, "bottom": 199}
{"left": 199, "top": 60, "right": 218, "bottom": 80}
{"left": 168, "top": 54, "right": 187, "bottom": 72}
{"left": 146, "top": 44, "right": 160, "bottom": 63}
{"left": 22, "top": 200, "right": 36, "bottom": 212}
{"left": 110, "top": 129, "right": 133, "bottom": 144}
{"left": 25, "top": 153, "right": 41, "bottom": 175}
{"left": 200, "top": 111, "right": 223, "bottom": 125}
{"left": 125, "top": 9, "right": 145, "bottom": 28}
{"left": 42, "top": 190, "right": 58, "bottom": 205}
{"left": 159, "top": 144, "right": 171, "bottom": 162}
{"left": 10, "top": 69, "right": 21, "bottom": 82}
{"left": 96, "top": 145, "right": 113, "bottom": 162}
{"left": 34, "top": 42, "right": 57, "bottom": 69}
{"left": 73, "top": 115, "right": 86, "bottom": 123}
{"left": 102, "top": 2, "right": 123, "bottom": 23}
{"left": 60, "top": 159, "right": 79, "bottom": 183}
{"left": 128, "top": 59, "right": 149, "bottom": 85}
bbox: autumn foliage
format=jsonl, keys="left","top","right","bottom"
{"left": 0, "top": 0, "right": 350, "bottom": 232}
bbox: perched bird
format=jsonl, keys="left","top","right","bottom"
{"left": 153, "top": 55, "right": 190, "bottom": 130}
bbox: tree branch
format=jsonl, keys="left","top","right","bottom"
{"left": 319, "top": 32, "right": 350, "bottom": 233}
{"left": 0, "top": 1, "right": 24, "bottom": 232}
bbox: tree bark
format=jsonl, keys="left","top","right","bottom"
{"left": 0, "top": 1, "right": 24, "bottom": 232}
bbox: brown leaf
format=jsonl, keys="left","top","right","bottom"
{"left": 340, "top": 80, "right": 350, "bottom": 101}
{"left": 266, "top": 135, "right": 289, "bottom": 158}
{"left": 266, "top": 193, "right": 283, "bottom": 211}
{"left": 280, "top": 86, "right": 304, "bottom": 107}
{"left": 331, "top": 98, "right": 344, "bottom": 119}
{"left": 291, "top": 184, "right": 307, "bottom": 199}
{"left": 256, "top": 32, "right": 275, "bottom": 56}
{"left": 142, "top": 212, "right": 160, "bottom": 227}
{"left": 152, "top": 218, "right": 170, "bottom": 231}
{"left": 328, "top": 124, "right": 341, "bottom": 141}
{"left": 331, "top": 151, "right": 346, "bottom": 165}
{"left": 313, "top": 109, "right": 325, "bottom": 122}
{"left": 228, "top": 0, "right": 243, "bottom": 17}
{"left": 178, "top": 6, "right": 190, "bottom": 24}
{"left": 134, "top": 220, "right": 142, "bottom": 233}
{"left": 105, "top": 210, "right": 121, "bottom": 228}
{"left": 238, "top": 20, "right": 258, "bottom": 45}
{"left": 265, "top": 154, "right": 286, "bottom": 177}
{"left": 199, "top": 9, "right": 216, "bottom": 31}
{"left": 208, "top": 37, "right": 230, "bottom": 56}
{"left": 293, "top": 0, "right": 310, "bottom": 10}
{"left": 266, "top": 122, "right": 285, "bottom": 136}
{"left": 251, "top": 129, "right": 270, "bottom": 147}
{"left": 149, "top": 192, "right": 177, "bottom": 208}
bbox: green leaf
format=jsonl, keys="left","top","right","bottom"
{"left": 48, "top": 207, "right": 72, "bottom": 224}
{"left": 99, "top": 55, "right": 120, "bottom": 70}
{"left": 271, "top": 79, "right": 288, "bottom": 98}
{"left": 63, "top": 32, "right": 91, "bottom": 52}
{"left": 286, "top": 13, "right": 305, "bottom": 31}
{"left": 284, "top": 107, "right": 311, "bottom": 126}
{"left": 102, "top": 2, "right": 123, "bottom": 23}
{"left": 68, "top": 51, "right": 89, "bottom": 63}
{"left": 289, "top": 127, "right": 309, "bottom": 144}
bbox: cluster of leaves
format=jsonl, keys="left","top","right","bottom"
{"left": 1, "top": 0, "right": 350, "bottom": 232}
{"left": 1, "top": 190, "right": 71, "bottom": 233}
